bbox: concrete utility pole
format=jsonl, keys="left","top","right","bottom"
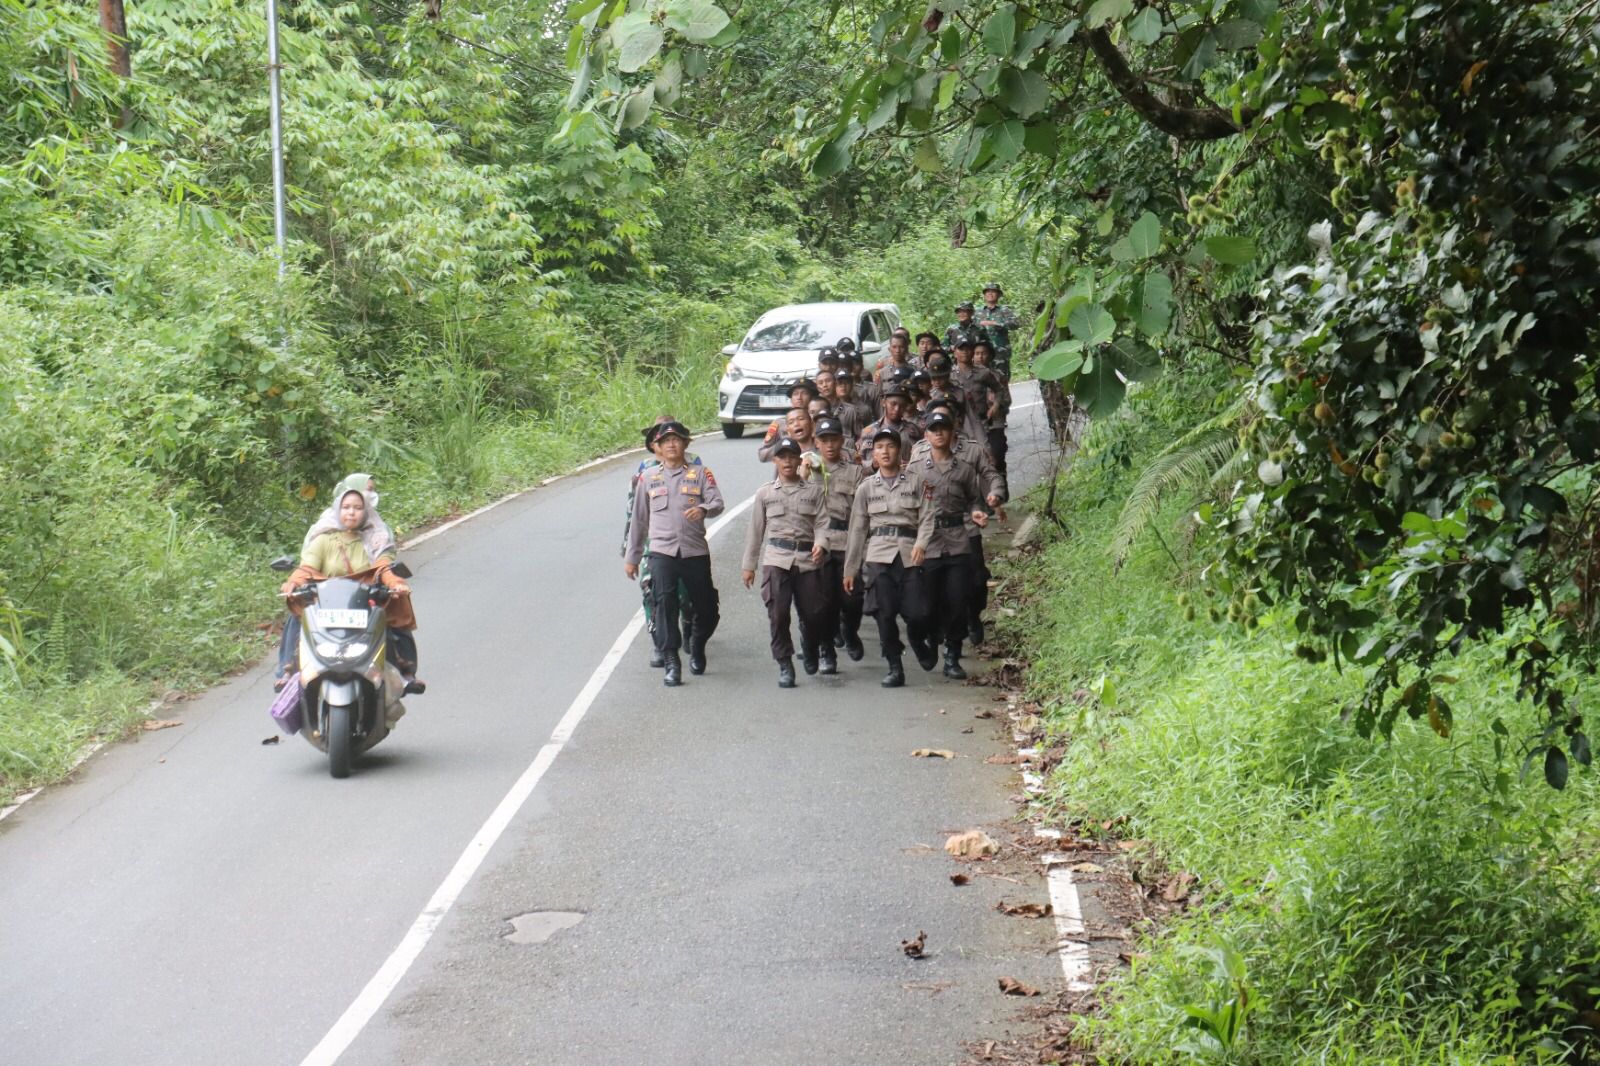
{"left": 266, "top": 0, "right": 288, "bottom": 279}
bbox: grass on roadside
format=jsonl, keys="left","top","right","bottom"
{"left": 998, "top": 396, "right": 1600, "bottom": 1065}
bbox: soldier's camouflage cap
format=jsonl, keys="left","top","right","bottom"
{"left": 982, "top": 280, "right": 1003, "bottom": 294}
{"left": 955, "top": 300, "right": 976, "bottom": 312}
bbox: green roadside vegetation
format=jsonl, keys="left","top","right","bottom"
{"left": 0, "top": 1, "right": 1034, "bottom": 804}
{"left": 1000, "top": 377, "right": 1600, "bottom": 1062}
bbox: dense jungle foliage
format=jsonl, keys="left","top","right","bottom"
{"left": 7, "top": 0, "right": 1600, "bottom": 1056}
{"left": 0, "top": 0, "right": 1032, "bottom": 796}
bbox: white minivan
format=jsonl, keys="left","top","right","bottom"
{"left": 716, "top": 302, "right": 902, "bottom": 438}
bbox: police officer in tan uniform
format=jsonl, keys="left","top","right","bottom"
{"left": 624, "top": 422, "right": 724, "bottom": 686}
{"left": 742, "top": 437, "right": 831, "bottom": 687}
{"left": 858, "top": 384, "right": 922, "bottom": 466}
{"left": 844, "top": 428, "right": 936, "bottom": 688}
{"left": 911, "top": 396, "right": 1006, "bottom": 645}
{"left": 912, "top": 410, "right": 992, "bottom": 679}
{"left": 813, "top": 416, "right": 866, "bottom": 662}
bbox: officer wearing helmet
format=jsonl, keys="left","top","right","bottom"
{"left": 945, "top": 300, "right": 983, "bottom": 353}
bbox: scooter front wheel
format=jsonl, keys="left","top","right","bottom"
{"left": 327, "top": 702, "right": 353, "bottom": 779}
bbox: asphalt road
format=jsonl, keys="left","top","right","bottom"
{"left": 0, "top": 383, "right": 1062, "bottom": 1066}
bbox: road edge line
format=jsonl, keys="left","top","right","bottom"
{"left": 298, "top": 493, "right": 755, "bottom": 1066}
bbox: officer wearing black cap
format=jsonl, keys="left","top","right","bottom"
{"left": 912, "top": 409, "right": 991, "bottom": 680}
{"left": 945, "top": 300, "right": 983, "bottom": 353}
{"left": 813, "top": 415, "right": 866, "bottom": 661}
{"left": 858, "top": 383, "right": 922, "bottom": 466}
{"left": 844, "top": 426, "right": 936, "bottom": 686}
{"left": 949, "top": 337, "right": 1002, "bottom": 447}
{"left": 912, "top": 395, "right": 1006, "bottom": 645}
{"left": 742, "top": 436, "right": 831, "bottom": 687}
{"left": 625, "top": 422, "right": 724, "bottom": 686}
{"left": 624, "top": 418, "right": 701, "bottom": 667}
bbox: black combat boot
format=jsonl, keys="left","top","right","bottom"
{"left": 968, "top": 615, "right": 985, "bottom": 646}
{"left": 909, "top": 633, "right": 938, "bottom": 672}
{"left": 833, "top": 631, "right": 846, "bottom": 648}
{"left": 777, "top": 658, "right": 797, "bottom": 688}
{"left": 843, "top": 632, "right": 865, "bottom": 662}
{"left": 648, "top": 646, "right": 665, "bottom": 668}
{"left": 688, "top": 638, "right": 707, "bottom": 676}
{"left": 818, "top": 646, "right": 837, "bottom": 675}
{"left": 943, "top": 644, "right": 967, "bottom": 681}
{"left": 801, "top": 646, "right": 819, "bottom": 675}
{"left": 663, "top": 654, "right": 683, "bottom": 687}
{"left": 881, "top": 657, "right": 906, "bottom": 688}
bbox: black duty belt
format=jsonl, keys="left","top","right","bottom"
{"left": 767, "top": 538, "right": 815, "bottom": 551}
{"left": 870, "top": 524, "right": 918, "bottom": 539}
{"left": 935, "top": 514, "right": 968, "bottom": 529}
{"left": 827, "top": 518, "right": 850, "bottom": 531}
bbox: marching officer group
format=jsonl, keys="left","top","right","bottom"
{"left": 623, "top": 283, "right": 1020, "bottom": 689}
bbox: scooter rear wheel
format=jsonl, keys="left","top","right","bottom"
{"left": 327, "top": 702, "right": 353, "bottom": 779}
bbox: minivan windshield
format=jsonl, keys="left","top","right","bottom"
{"left": 743, "top": 310, "right": 857, "bottom": 352}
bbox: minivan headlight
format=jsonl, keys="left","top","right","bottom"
{"left": 725, "top": 361, "right": 744, "bottom": 382}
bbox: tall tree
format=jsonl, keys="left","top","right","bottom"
{"left": 97, "top": 0, "right": 131, "bottom": 128}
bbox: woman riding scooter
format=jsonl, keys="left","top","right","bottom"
{"left": 275, "top": 474, "right": 425, "bottom": 695}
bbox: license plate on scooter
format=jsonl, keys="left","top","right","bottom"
{"left": 321, "top": 609, "right": 370, "bottom": 629}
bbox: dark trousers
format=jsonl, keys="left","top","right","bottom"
{"left": 924, "top": 553, "right": 976, "bottom": 653}
{"left": 865, "top": 557, "right": 929, "bottom": 659}
{"left": 987, "top": 427, "right": 1008, "bottom": 475}
{"left": 968, "top": 533, "right": 990, "bottom": 631}
{"left": 761, "top": 565, "right": 830, "bottom": 661}
{"left": 820, "top": 555, "right": 863, "bottom": 644}
{"left": 648, "top": 552, "right": 719, "bottom": 656}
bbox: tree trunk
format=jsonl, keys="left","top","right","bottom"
{"left": 98, "top": 0, "right": 132, "bottom": 128}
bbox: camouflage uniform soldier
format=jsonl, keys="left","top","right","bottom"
{"left": 944, "top": 301, "right": 984, "bottom": 353}
{"left": 975, "top": 281, "right": 1022, "bottom": 381}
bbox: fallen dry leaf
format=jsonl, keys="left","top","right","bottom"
{"left": 142, "top": 718, "right": 182, "bottom": 732}
{"left": 944, "top": 829, "right": 999, "bottom": 859}
{"left": 997, "top": 900, "right": 1053, "bottom": 919}
{"left": 961, "top": 726, "right": 974, "bottom": 734}
{"left": 949, "top": 873, "right": 970, "bottom": 886}
{"left": 1070, "top": 862, "right": 1105, "bottom": 874}
{"left": 998, "top": 976, "right": 1042, "bottom": 997}
{"left": 984, "top": 753, "right": 1025, "bottom": 765}
{"left": 975, "top": 709, "right": 995, "bottom": 719}
{"left": 901, "top": 931, "right": 927, "bottom": 958}
{"left": 912, "top": 748, "right": 957, "bottom": 759}
{"left": 1117, "top": 839, "right": 1148, "bottom": 851}
{"left": 1162, "top": 871, "right": 1197, "bottom": 902}
{"left": 260, "top": 736, "right": 280, "bottom": 746}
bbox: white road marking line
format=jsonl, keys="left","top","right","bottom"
{"left": 1037, "top": 845, "right": 1095, "bottom": 992}
{"left": 299, "top": 493, "right": 756, "bottom": 1066}
{"left": 1037, "top": 830, "right": 1094, "bottom": 992}
{"left": 1012, "top": 399, "right": 1043, "bottom": 410}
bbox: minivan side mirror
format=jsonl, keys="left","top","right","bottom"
{"left": 721, "top": 343, "right": 738, "bottom": 357}
{"left": 859, "top": 340, "right": 882, "bottom": 354}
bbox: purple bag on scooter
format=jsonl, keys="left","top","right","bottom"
{"left": 270, "top": 672, "right": 304, "bottom": 735}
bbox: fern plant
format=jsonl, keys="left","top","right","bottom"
{"left": 1110, "top": 398, "right": 1251, "bottom": 569}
